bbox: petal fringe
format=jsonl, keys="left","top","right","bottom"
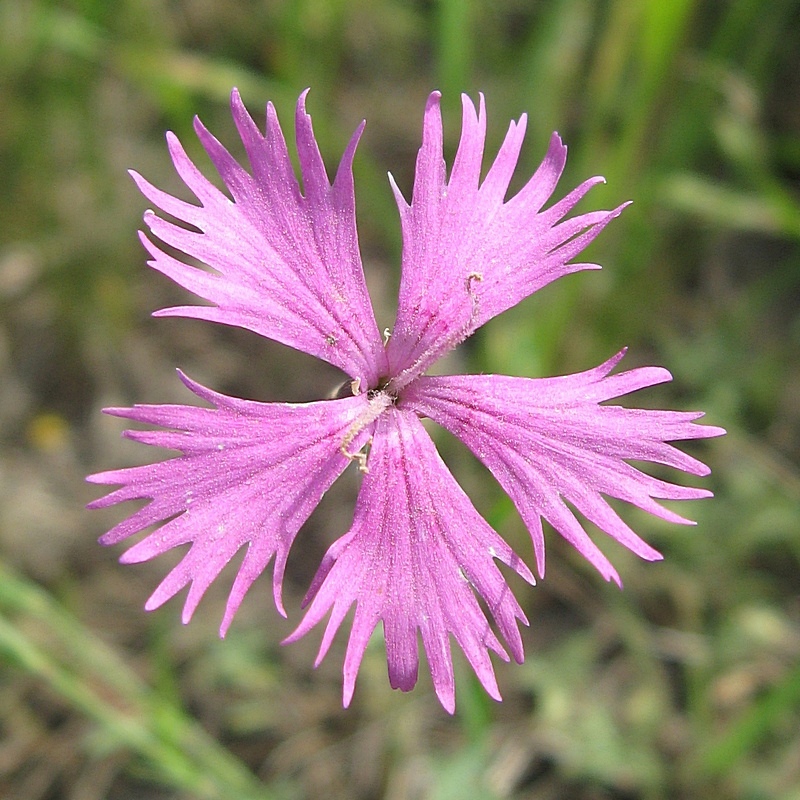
{"left": 284, "top": 408, "right": 533, "bottom": 713}
{"left": 131, "top": 89, "right": 387, "bottom": 386}
{"left": 386, "top": 92, "right": 627, "bottom": 386}
{"left": 87, "top": 372, "right": 372, "bottom": 633}
{"left": 403, "top": 351, "right": 725, "bottom": 582}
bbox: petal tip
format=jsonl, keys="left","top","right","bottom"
{"left": 297, "top": 87, "right": 312, "bottom": 114}
{"left": 426, "top": 90, "right": 442, "bottom": 110}
{"left": 143, "top": 596, "right": 161, "bottom": 612}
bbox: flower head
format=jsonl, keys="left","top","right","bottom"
{"left": 88, "top": 90, "right": 724, "bottom": 712}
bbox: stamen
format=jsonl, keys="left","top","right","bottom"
{"left": 345, "top": 436, "right": 373, "bottom": 473}
{"left": 340, "top": 390, "right": 394, "bottom": 472}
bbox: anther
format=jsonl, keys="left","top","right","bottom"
{"left": 342, "top": 436, "right": 373, "bottom": 473}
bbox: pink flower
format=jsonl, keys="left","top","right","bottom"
{"left": 88, "top": 90, "right": 724, "bottom": 712}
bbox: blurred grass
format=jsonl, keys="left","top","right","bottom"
{"left": 0, "top": 562, "right": 275, "bottom": 800}
{"left": 1, "top": 0, "right": 798, "bottom": 798}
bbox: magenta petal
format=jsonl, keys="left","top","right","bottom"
{"left": 386, "top": 92, "right": 626, "bottom": 387}
{"left": 284, "top": 407, "right": 533, "bottom": 713}
{"left": 131, "top": 89, "right": 387, "bottom": 386}
{"left": 403, "top": 351, "right": 726, "bottom": 582}
{"left": 87, "top": 372, "right": 373, "bottom": 633}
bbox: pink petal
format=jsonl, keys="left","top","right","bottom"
{"left": 284, "top": 407, "right": 533, "bottom": 713}
{"left": 386, "top": 93, "right": 626, "bottom": 389}
{"left": 131, "top": 89, "right": 387, "bottom": 386}
{"left": 87, "top": 372, "right": 373, "bottom": 633}
{"left": 403, "top": 350, "right": 726, "bottom": 583}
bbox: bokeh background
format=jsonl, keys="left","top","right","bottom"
{"left": 1, "top": 0, "right": 799, "bottom": 798}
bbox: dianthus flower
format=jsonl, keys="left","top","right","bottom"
{"left": 88, "top": 90, "right": 724, "bottom": 712}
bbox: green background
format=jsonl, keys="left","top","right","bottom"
{"left": 1, "top": 0, "right": 798, "bottom": 798}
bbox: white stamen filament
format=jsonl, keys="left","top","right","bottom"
{"left": 340, "top": 390, "right": 394, "bottom": 472}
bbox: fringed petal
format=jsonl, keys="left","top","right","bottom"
{"left": 284, "top": 408, "right": 533, "bottom": 713}
{"left": 131, "top": 89, "right": 387, "bottom": 386}
{"left": 386, "top": 92, "right": 626, "bottom": 388}
{"left": 403, "top": 350, "right": 726, "bottom": 583}
{"left": 87, "top": 372, "right": 372, "bottom": 633}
